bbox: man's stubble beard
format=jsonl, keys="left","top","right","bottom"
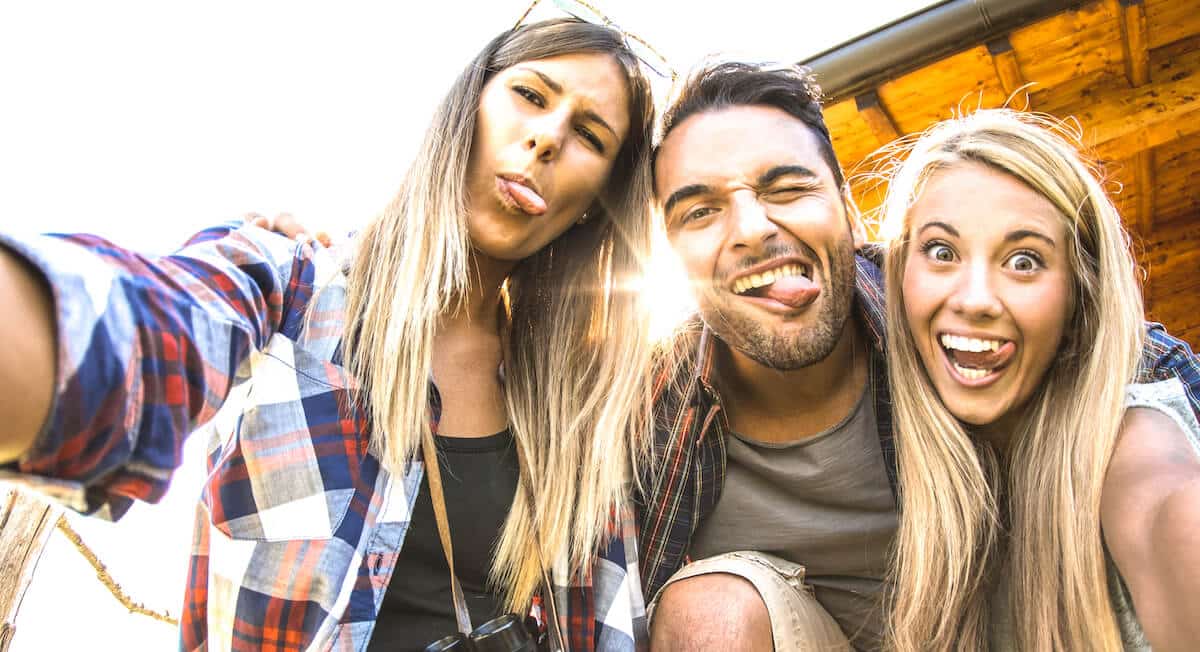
{"left": 700, "top": 236, "right": 857, "bottom": 371}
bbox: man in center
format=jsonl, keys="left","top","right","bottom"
{"left": 637, "top": 62, "right": 897, "bottom": 651}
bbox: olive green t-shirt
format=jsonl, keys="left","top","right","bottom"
{"left": 689, "top": 387, "right": 898, "bottom": 651}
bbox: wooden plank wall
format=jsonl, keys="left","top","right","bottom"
{"left": 823, "top": 0, "right": 1200, "bottom": 348}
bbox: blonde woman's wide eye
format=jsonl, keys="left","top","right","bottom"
{"left": 921, "top": 242, "right": 956, "bottom": 263}
{"left": 1006, "top": 252, "right": 1042, "bottom": 273}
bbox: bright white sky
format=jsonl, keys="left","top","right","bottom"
{"left": 1, "top": 1, "right": 934, "bottom": 649}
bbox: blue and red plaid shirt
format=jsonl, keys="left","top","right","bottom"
{"left": 1, "top": 223, "right": 647, "bottom": 651}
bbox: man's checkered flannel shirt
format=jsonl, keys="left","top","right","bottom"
{"left": 0, "top": 223, "right": 648, "bottom": 651}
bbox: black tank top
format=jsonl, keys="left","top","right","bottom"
{"left": 366, "top": 429, "right": 520, "bottom": 652}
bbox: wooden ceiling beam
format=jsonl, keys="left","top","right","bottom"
{"left": 1136, "top": 147, "right": 1157, "bottom": 234}
{"left": 986, "top": 37, "right": 1030, "bottom": 104}
{"left": 855, "top": 90, "right": 901, "bottom": 146}
{"left": 1119, "top": 0, "right": 1151, "bottom": 86}
{"left": 1080, "top": 48, "right": 1200, "bottom": 158}
{"left": 1093, "top": 103, "right": 1200, "bottom": 161}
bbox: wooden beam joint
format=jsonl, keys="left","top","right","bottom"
{"left": 1136, "top": 147, "right": 1156, "bottom": 235}
{"left": 855, "top": 90, "right": 901, "bottom": 146}
{"left": 1087, "top": 47, "right": 1200, "bottom": 161}
{"left": 987, "top": 36, "right": 1030, "bottom": 104}
{"left": 1119, "top": 0, "right": 1150, "bottom": 87}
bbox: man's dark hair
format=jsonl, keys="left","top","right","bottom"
{"left": 654, "top": 62, "right": 845, "bottom": 190}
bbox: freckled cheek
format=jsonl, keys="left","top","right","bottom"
{"left": 901, "top": 266, "right": 934, "bottom": 330}
{"left": 576, "top": 165, "right": 609, "bottom": 207}
{"left": 1011, "top": 288, "right": 1070, "bottom": 359}
{"left": 902, "top": 265, "right": 949, "bottom": 364}
{"left": 477, "top": 105, "right": 524, "bottom": 158}
{"left": 555, "top": 153, "right": 608, "bottom": 207}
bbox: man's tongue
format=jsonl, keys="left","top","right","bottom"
{"left": 759, "top": 275, "right": 819, "bottom": 308}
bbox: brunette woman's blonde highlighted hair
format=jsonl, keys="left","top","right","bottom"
{"left": 340, "top": 18, "right": 657, "bottom": 612}
{"left": 880, "top": 109, "right": 1144, "bottom": 651}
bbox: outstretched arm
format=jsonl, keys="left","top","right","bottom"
{"left": 0, "top": 245, "right": 56, "bottom": 462}
{"left": 1102, "top": 406, "right": 1200, "bottom": 651}
{"left": 0, "top": 224, "right": 308, "bottom": 516}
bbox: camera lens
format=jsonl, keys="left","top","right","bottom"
{"left": 469, "top": 614, "right": 536, "bottom": 652}
{"left": 424, "top": 633, "right": 473, "bottom": 651}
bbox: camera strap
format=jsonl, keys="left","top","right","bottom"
{"left": 420, "top": 423, "right": 566, "bottom": 650}
{"left": 420, "top": 427, "right": 473, "bottom": 635}
{"left": 513, "top": 446, "right": 567, "bottom": 652}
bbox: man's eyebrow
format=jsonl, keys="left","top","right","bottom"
{"left": 757, "top": 165, "right": 820, "bottom": 186}
{"left": 517, "top": 67, "right": 562, "bottom": 94}
{"left": 1005, "top": 229, "right": 1057, "bottom": 248}
{"left": 916, "top": 221, "right": 960, "bottom": 238}
{"left": 663, "top": 184, "right": 712, "bottom": 215}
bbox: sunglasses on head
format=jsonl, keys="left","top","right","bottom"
{"left": 513, "top": 0, "right": 677, "bottom": 81}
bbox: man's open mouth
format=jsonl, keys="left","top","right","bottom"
{"left": 731, "top": 262, "right": 812, "bottom": 296}
{"left": 729, "top": 262, "right": 819, "bottom": 310}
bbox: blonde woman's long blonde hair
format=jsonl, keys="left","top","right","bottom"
{"left": 341, "top": 19, "right": 657, "bottom": 612}
{"left": 880, "top": 110, "right": 1145, "bottom": 651}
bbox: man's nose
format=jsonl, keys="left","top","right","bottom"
{"left": 728, "top": 191, "right": 779, "bottom": 249}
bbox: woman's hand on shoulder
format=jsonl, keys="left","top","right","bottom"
{"left": 1102, "top": 406, "right": 1200, "bottom": 652}
{"left": 244, "top": 212, "right": 333, "bottom": 248}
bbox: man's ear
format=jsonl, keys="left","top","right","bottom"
{"left": 841, "top": 184, "right": 868, "bottom": 250}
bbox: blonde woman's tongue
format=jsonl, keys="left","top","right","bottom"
{"left": 948, "top": 342, "right": 1015, "bottom": 369}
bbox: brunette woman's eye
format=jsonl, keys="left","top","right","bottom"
{"left": 576, "top": 126, "right": 605, "bottom": 153}
{"left": 921, "top": 241, "right": 957, "bottom": 263}
{"left": 513, "top": 86, "right": 544, "bottom": 107}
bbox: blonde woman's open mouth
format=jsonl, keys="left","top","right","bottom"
{"left": 938, "top": 332, "right": 1016, "bottom": 386}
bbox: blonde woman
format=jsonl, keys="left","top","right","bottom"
{"left": 881, "top": 109, "right": 1200, "bottom": 651}
{"left": 0, "top": 18, "right": 657, "bottom": 651}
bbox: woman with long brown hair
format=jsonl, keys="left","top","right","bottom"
{"left": 0, "top": 16, "right": 658, "bottom": 651}
{"left": 881, "top": 109, "right": 1200, "bottom": 651}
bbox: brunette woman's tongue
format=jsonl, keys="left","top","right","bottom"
{"left": 501, "top": 178, "right": 547, "bottom": 215}
{"left": 762, "top": 275, "right": 819, "bottom": 308}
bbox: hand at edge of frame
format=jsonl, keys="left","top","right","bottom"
{"left": 243, "top": 212, "right": 334, "bottom": 248}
